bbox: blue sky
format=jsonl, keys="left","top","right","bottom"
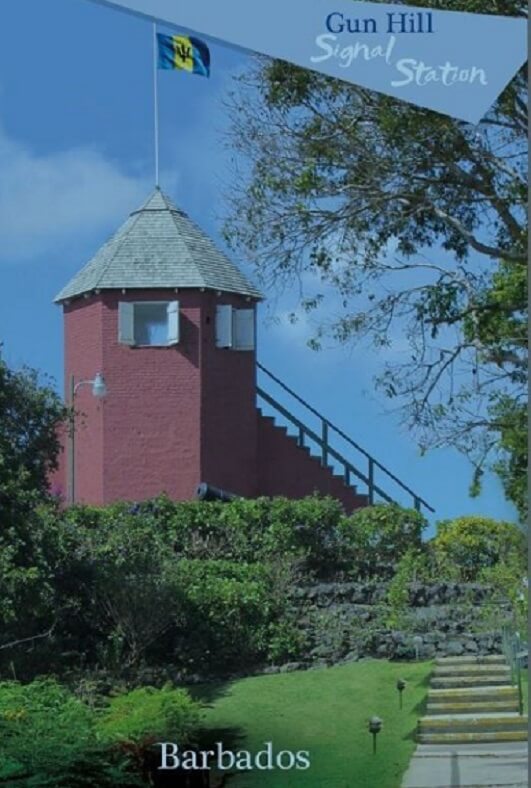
{"left": 0, "top": 0, "right": 518, "bottom": 529}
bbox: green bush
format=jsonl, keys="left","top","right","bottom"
{"left": 0, "top": 679, "right": 201, "bottom": 786}
{"left": 97, "top": 685, "right": 200, "bottom": 781}
{"left": 171, "top": 559, "right": 281, "bottom": 669}
{"left": 477, "top": 560, "right": 528, "bottom": 636}
{"left": 339, "top": 504, "right": 428, "bottom": 578}
{"left": 0, "top": 679, "right": 127, "bottom": 786}
{"left": 385, "top": 548, "right": 431, "bottom": 629}
{"left": 433, "top": 515, "right": 526, "bottom": 581}
{"left": 66, "top": 510, "right": 184, "bottom": 670}
{"left": 121, "top": 494, "right": 347, "bottom": 575}
{"left": 52, "top": 510, "right": 283, "bottom": 672}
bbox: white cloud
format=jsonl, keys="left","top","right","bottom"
{"left": 0, "top": 124, "right": 153, "bottom": 262}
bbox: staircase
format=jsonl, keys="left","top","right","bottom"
{"left": 417, "top": 656, "right": 527, "bottom": 746}
{"left": 257, "top": 409, "right": 369, "bottom": 511}
{"left": 256, "top": 363, "right": 433, "bottom": 515}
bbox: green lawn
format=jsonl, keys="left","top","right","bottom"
{"left": 192, "top": 659, "right": 432, "bottom": 788}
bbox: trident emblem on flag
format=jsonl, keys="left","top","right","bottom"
{"left": 175, "top": 41, "right": 192, "bottom": 63}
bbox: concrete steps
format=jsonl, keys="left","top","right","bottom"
{"left": 431, "top": 674, "right": 511, "bottom": 689}
{"left": 433, "top": 663, "right": 511, "bottom": 677}
{"left": 426, "top": 700, "right": 520, "bottom": 715}
{"left": 416, "top": 655, "right": 526, "bottom": 747}
{"left": 434, "top": 655, "right": 507, "bottom": 666}
{"left": 417, "top": 730, "right": 528, "bottom": 745}
{"left": 427, "top": 686, "right": 520, "bottom": 716}
{"left": 418, "top": 715, "right": 528, "bottom": 745}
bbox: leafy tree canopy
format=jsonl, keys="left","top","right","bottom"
{"left": 0, "top": 355, "right": 67, "bottom": 639}
{"left": 223, "top": 0, "right": 527, "bottom": 516}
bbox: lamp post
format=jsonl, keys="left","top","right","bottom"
{"left": 68, "top": 373, "right": 107, "bottom": 505}
{"left": 368, "top": 717, "right": 382, "bottom": 754}
{"left": 396, "top": 679, "right": 407, "bottom": 709}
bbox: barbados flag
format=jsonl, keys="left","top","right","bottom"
{"left": 157, "top": 33, "right": 210, "bottom": 77}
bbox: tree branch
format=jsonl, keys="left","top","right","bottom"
{"left": 0, "top": 623, "right": 56, "bottom": 652}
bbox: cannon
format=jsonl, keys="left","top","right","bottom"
{"left": 196, "top": 482, "right": 238, "bottom": 503}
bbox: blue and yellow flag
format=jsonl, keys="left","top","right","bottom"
{"left": 157, "top": 33, "right": 210, "bottom": 77}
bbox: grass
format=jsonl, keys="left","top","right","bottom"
{"left": 192, "top": 659, "right": 432, "bottom": 788}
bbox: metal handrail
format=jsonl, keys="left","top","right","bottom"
{"left": 501, "top": 624, "right": 525, "bottom": 716}
{"left": 257, "top": 388, "right": 394, "bottom": 504}
{"left": 256, "top": 363, "right": 434, "bottom": 514}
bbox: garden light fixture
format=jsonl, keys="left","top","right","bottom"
{"left": 396, "top": 678, "right": 407, "bottom": 709}
{"left": 368, "top": 716, "right": 382, "bottom": 754}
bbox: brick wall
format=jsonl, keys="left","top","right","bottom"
{"left": 100, "top": 289, "right": 203, "bottom": 503}
{"left": 200, "top": 292, "right": 258, "bottom": 497}
{"left": 61, "top": 289, "right": 259, "bottom": 505}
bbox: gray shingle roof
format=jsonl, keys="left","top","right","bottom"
{"left": 54, "top": 188, "right": 263, "bottom": 302}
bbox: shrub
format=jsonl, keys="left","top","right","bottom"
{"left": 171, "top": 559, "right": 279, "bottom": 669}
{"left": 0, "top": 679, "right": 202, "bottom": 787}
{"left": 68, "top": 511, "right": 184, "bottom": 670}
{"left": 132, "top": 494, "right": 347, "bottom": 575}
{"left": 339, "top": 504, "right": 428, "bottom": 578}
{"left": 433, "top": 515, "right": 526, "bottom": 581}
{"left": 97, "top": 685, "right": 201, "bottom": 782}
{"left": 478, "top": 560, "right": 528, "bottom": 636}
{"left": 0, "top": 679, "right": 128, "bottom": 786}
{"left": 385, "top": 548, "right": 432, "bottom": 629}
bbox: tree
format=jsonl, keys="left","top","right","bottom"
{"left": 223, "top": 0, "right": 527, "bottom": 515}
{"left": 0, "top": 355, "right": 67, "bottom": 652}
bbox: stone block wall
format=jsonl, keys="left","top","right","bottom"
{"left": 279, "top": 580, "right": 509, "bottom": 671}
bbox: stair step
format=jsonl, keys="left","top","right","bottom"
{"left": 428, "top": 685, "right": 518, "bottom": 699}
{"left": 428, "top": 688, "right": 519, "bottom": 708}
{"left": 419, "top": 714, "right": 527, "bottom": 735}
{"left": 426, "top": 701, "right": 519, "bottom": 715}
{"left": 417, "top": 730, "right": 528, "bottom": 745}
{"left": 433, "top": 664, "right": 511, "bottom": 677}
{"left": 434, "top": 654, "right": 506, "bottom": 666}
{"left": 431, "top": 675, "right": 512, "bottom": 689}
{"left": 434, "top": 661, "right": 509, "bottom": 672}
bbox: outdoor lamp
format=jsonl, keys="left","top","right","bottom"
{"left": 68, "top": 372, "right": 109, "bottom": 504}
{"left": 91, "top": 372, "right": 107, "bottom": 398}
{"left": 396, "top": 679, "right": 407, "bottom": 709}
{"left": 368, "top": 716, "right": 382, "bottom": 754}
{"left": 412, "top": 635, "right": 423, "bottom": 661}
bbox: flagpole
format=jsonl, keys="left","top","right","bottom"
{"left": 153, "top": 21, "right": 160, "bottom": 187}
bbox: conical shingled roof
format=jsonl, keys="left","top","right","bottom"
{"left": 54, "top": 188, "right": 263, "bottom": 302}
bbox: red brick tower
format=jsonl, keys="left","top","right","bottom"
{"left": 55, "top": 189, "right": 262, "bottom": 505}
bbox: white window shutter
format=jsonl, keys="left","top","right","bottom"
{"left": 234, "top": 309, "right": 255, "bottom": 351}
{"left": 167, "top": 301, "right": 180, "bottom": 345}
{"left": 118, "top": 302, "right": 135, "bottom": 345}
{"left": 216, "top": 305, "right": 233, "bottom": 348}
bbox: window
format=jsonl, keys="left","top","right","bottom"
{"left": 215, "top": 305, "right": 255, "bottom": 350}
{"left": 118, "top": 301, "right": 179, "bottom": 346}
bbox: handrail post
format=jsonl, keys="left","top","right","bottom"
{"left": 368, "top": 458, "right": 374, "bottom": 505}
{"left": 298, "top": 426, "right": 305, "bottom": 448}
{"left": 516, "top": 656, "right": 523, "bottom": 715}
{"left": 414, "top": 496, "right": 421, "bottom": 512}
{"left": 322, "top": 421, "right": 328, "bottom": 467}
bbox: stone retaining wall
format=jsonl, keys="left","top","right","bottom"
{"left": 281, "top": 580, "right": 508, "bottom": 670}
